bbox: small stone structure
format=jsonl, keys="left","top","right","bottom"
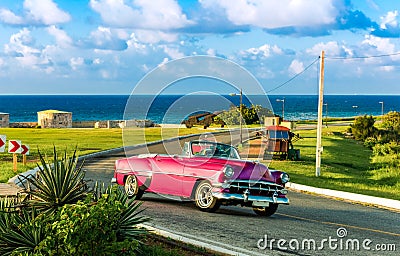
{"left": 37, "top": 110, "right": 72, "bottom": 128}
{"left": 0, "top": 113, "right": 10, "bottom": 128}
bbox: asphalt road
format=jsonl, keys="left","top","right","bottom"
{"left": 82, "top": 130, "right": 399, "bottom": 256}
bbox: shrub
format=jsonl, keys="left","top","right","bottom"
{"left": 216, "top": 104, "right": 273, "bottom": 125}
{"left": 36, "top": 187, "right": 148, "bottom": 255}
{"left": 364, "top": 136, "right": 378, "bottom": 149}
{"left": 382, "top": 111, "right": 400, "bottom": 132}
{"left": 372, "top": 142, "right": 400, "bottom": 156}
{"left": 351, "top": 115, "right": 377, "bottom": 141}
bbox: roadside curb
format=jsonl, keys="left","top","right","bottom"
{"left": 139, "top": 224, "right": 265, "bottom": 256}
{"left": 286, "top": 182, "right": 400, "bottom": 211}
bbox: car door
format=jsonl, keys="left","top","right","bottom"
{"left": 148, "top": 155, "right": 184, "bottom": 196}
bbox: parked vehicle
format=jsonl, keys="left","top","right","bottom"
{"left": 112, "top": 140, "right": 290, "bottom": 216}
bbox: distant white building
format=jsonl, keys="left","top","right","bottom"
{"left": 0, "top": 112, "right": 9, "bottom": 128}
{"left": 37, "top": 110, "right": 72, "bottom": 128}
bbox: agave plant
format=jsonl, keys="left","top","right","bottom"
{"left": 0, "top": 198, "right": 45, "bottom": 256}
{"left": 20, "top": 147, "right": 90, "bottom": 214}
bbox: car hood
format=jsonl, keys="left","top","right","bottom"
{"left": 189, "top": 157, "right": 275, "bottom": 183}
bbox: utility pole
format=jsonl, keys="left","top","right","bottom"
{"left": 316, "top": 51, "right": 325, "bottom": 177}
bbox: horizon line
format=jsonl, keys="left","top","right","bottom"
{"left": 1, "top": 93, "right": 400, "bottom": 96}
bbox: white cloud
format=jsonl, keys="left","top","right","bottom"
{"left": 46, "top": 25, "right": 72, "bottom": 48}
{"left": 4, "top": 28, "right": 42, "bottom": 67}
{"left": 133, "top": 30, "right": 178, "bottom": 44}
{"left": 0, "top": 8, "right": 24, "bottom": 24}
{"left": 380, "top": 65, "right": 394, "bottom": 72}
{"left": 81, "top": 27, "right": 128, "bottom": 51}
{"left": 90, "top": 0, "right": 193, "bottom": 30}
{"left": 380, "top": 10, "right": 398, "bottom": 29}
{"left": 93, "top": 58, "right": 102, "bottom": 65}
{"left": 239, "top": 44, "right": 283, "bottom": 61}
{"left": 306, "top": 41, "right": 350, "bottom": 57}
{"left": 255, "top": 66, "right": 274, "bottom": 79}
{"left": 289, "top": 60, "right": 304, "bottom": 75}
{"left": 70, "top": 57, "right": 84, "bottom": 70}
{"left": 158, "top": 57, "right": 170, "bottom": 69}
{"left": 126, "top": 33, "right": 147, "bottom": 51}
{"left": 160, "top": 45, "right": 185, "bottom": 59}
{"left": 206, "top": 48, "right": 216, "bottom": 56}
{"left": 200, "top": 0, "right": 338, "bottom": 28}
{"left": 244, "top": 44, "right": 283, "bottom": 58}
{"left": 0, "top": 0, "right": 70, "bottom": 25}
{"left": 362, "top": 35, "right": 395, "bottom": 54}
{"left": 24, "top": 0, "right": 70, "bottom": 25}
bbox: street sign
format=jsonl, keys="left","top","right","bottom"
{"left": 0, "top": 135, "right": 5, "bottom": 152}
{"left": 21, "top": 144, "right": 30, "bottom": 155}
{"left": 8, "top": 140, "right": 22, "bottom": 154}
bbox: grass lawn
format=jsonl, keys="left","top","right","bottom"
{"left": 0, "top": 127, "right": 213, "bottom": 182}
{"left": 266, "top": 126, "right": 400, "bottom": 200}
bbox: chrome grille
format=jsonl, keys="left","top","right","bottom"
{"left": 224, "top": 180, "right": 285, "bottom": 195}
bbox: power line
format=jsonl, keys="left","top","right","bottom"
{"left": 326, "top": 51, "right": 400, "bottom": 60}
{"left": 266, "top": 51, "right": 400, "bottom": 94}
{"left": 266, "top": 57, "right": 320, "bottom": 93}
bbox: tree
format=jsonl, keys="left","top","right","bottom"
{"left": 351, "top": 115, "right": 377, "bottom": 141}
{"left": 216, "top": 104, "right": 273, "bottom": 125}
{"left": 382, "top": 111, "right": 400, "bottom": 131}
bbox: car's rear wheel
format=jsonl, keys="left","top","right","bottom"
{"left": 124, "top": 175, "right": 144, "bottom": 200}
{"left": 194, "top": 180, "right": 220, "bottom": 212}
{"left": 253, "top": 203, "right": 279, "bottom": 217}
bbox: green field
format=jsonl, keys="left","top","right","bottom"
{"left": 266, "top": 126, "right": 400, "bottom": 200}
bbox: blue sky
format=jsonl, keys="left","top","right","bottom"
{"left": 0, "top": 0, "right": 399, "bottom": 95}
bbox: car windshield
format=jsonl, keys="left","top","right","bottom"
{"left": 190, "top": 141, "right": 240, "bottom": 159}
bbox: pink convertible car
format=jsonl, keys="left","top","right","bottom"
{"left": 112, "top": 140, "right": 290, "bottom": 216}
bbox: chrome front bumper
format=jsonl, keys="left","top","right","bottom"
{"left": 212, "top": 191, "right": 290, "bottom": 204}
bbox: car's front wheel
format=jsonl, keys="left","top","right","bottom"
{"left": 194, "top": 180, "right": 220, "bottom": 212}
{"left": 253, "top": 203, "right": 279, "bottom": 217}
{"left": 124, "top": 175, "right": 144, "bottom": 200}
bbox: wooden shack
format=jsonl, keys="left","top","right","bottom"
{"left": 37, "top": 110, "right": 72, "bottom": 128}
{"left": 264, "top": 125, "right": 290, "bottom": 159}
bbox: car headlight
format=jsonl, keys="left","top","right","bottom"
{"left": 223, "top": 165, "right": 234, "bottom": 178}
{"left": 280, "top": 172, "right": 290, "bottom": 184}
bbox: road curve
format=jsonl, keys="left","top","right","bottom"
{"left": 82, "top": 131, "right": 399, "bottom": 256}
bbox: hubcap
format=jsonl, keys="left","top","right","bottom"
{"left": 197, "top": 183, "right": 213, "bottom": 208}
{"left": 125, "top": 176, "right": 137, "bottom": 196}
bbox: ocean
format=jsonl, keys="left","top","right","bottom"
{"left": 0, "top": 95, "right": 399, "bottom": 124}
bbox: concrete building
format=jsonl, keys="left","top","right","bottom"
{"left": 0, "top": 113, "right": 10, "bottom": 128}
{"left": 37, "top": 110, "right": 72, "bottom": 128}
